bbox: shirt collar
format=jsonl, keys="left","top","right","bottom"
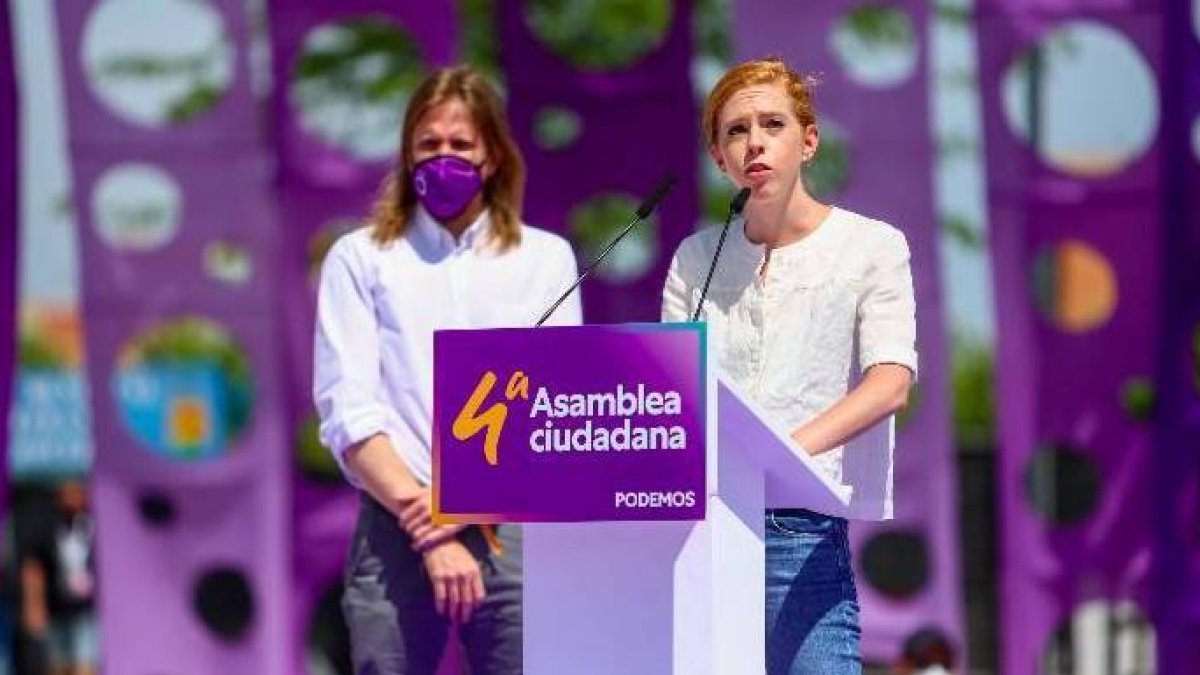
{"left": 728, "top": 214, "right": 765, "bottom": 263}
{"left": 729, "top": 206, "right": 842, "bottom": 265}
{"left": 410, "top": 205, "right": 493, "bottom": 253}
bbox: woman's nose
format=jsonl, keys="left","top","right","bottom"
{"left": 747, "top": 126, "right": 765, "bottom": 154}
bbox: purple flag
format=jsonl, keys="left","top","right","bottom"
{"left": 55, "top": 1, "right": 291, "bottom": 672}
{"left": 497, "top": 1, "right": 699, "bottom": 324}
{"left": 737, "top": 0, "right": 964, "bottom": 665}
{"left": 1152, "top": 0, "right": 1200, "bottom": 666}
{"left": 978, "top": 0, "right": 1176, "bottom": 671}
{"left": 265, "top": 1, "right": 460, "bottom": 671}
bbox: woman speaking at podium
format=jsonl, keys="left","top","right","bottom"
{"left": 313, "top": 65, "right": 581, "bottom": 675}
{"left": 663, "top": 58, "right": 918, "bottom": 674}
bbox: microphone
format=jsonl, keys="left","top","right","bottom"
{"left": 690, "top": 187, "right": 751, "bottom": 322}
{"left": 535, "top": 176, "right": 677, "bottom": 327}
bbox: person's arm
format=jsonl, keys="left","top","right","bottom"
{"left": 314, "top": 237, "right": 482, "bottom": 620}
{"left": 314, "top": 238, "right": 426, "bottom": 503}
{"left": 343, "top": 434, "right": 422, "bottom": 514}
{"left": 791, "top": 364, "right": 912, "bottom": 455}
{"left": 313, "top": 237, "right": 396, "bottom": 488}
{"left": 20, "top": 557, "right": 48, "bottom": 637}
{"left": 791, "top": 226, "right": 918, "bottom": 455}
{"left": 351, "top": 435, "right": 467, "bottom": 557}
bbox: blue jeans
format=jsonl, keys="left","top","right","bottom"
{"left": 765, "top": 509, "right": 862, "bottom": 675}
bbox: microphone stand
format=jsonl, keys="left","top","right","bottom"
{"left": 535, "top": 177, "right": 677, "bottom": 327}
{"left": 691, "top": 187, "right": 751, "bottom": 322}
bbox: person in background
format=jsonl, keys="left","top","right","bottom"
{"left": 313, "top": 64, "right": 581, "bottom": 675}
{"left": 19, "top": 480, "right": 97, "bottom": 675}
{"left": 895, "top": 627, "right": 957, "bottom": 675}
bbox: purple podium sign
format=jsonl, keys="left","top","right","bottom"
{"left": 433, "top": 324, "right": 708, "bottom": 523}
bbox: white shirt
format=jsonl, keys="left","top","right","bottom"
{"left": 662, "top": 206, "right": 917, "bottom": 520}
{"left": 314, "top": 207, "right": 582, "bottom": 486}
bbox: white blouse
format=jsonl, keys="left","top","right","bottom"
{"left": 313, "top": 207, "right": 582, "bottom": 486}
{"left": 662, "top": 206, "right": 917, "bottom": 520}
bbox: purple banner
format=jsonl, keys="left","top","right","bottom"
{"left": 434, "top": 324, "right": 707, "bottom": 522}
{"left": 267, "top": 0, "right": 456, "bottom": 187}
{"left": 737, "top": 0, "right": 964, "bottom": 665}
{"left": 977, "top": 0, "right": 1172, "bottom": 671}
{"left": 1, "top": 0, "right": 17, "bottom": 515}
{"left": 265, "top": 2, "right": 460, "bottom": 671}
{"left": 1153, "top": 0, "right": 1200, "bottom": 665}
{"left": 497, "top": 1, "right": 699, "bottom": 324}
{"left": 55, "top": 1, "right": 292, "bottom": 672}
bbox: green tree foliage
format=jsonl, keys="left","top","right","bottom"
{"left": 458, "top": 0, "right": 500, "bottom": 82}
{"left": 99, "top": 41, "right": 229, "bottom": 124}
{"left": 951, "top": 334, "right": 995, "bottom": 450}
{"left": 293, "top": 19, "right": 424, "bottom": 103}
{"left": 525, "top": 0, "right": 672, "bottom": 71}
{"left": 19, "top": 333, "right": 67, "bottom": 370}
{"left": 841, "top": 5, "right": 915, "bottom": 50}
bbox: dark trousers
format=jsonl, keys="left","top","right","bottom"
{"left": 342, "top": 495, "right": 523, "bottom": 675}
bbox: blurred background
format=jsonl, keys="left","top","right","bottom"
{"left": 2, "top": 0, "right": 1197, "bottom": 673}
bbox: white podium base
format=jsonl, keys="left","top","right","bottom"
{"left": 524, "top": 459, "right": 764, "bottom": 674}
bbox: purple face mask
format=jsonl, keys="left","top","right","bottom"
{"left": 411, "top": 155, "right": 484, "bottom": 222}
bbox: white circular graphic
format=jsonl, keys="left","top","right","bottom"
{"left": 204, "top": 241, "right": 252, "bottom": 285}
{"left": 91, "top": 163, "right": 183, "bottom": 252}
{"left": 291, "top": 18, "right": 423, "bottom": 161}
{"left": 82, "top": 0, "right": 234, "bottom": 126}
{"left": 1002, "top": 21, "right": 1158, "bottom": 177}
{"left": 569, "top": 194, "right": 658, "bottom": 284}
{"left": 830, "top": 6, "right": 919, "bottom": 88}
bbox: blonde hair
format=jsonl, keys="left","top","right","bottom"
{"left": 702, "top": 57, "right": 819, "bottom": 147}
{"left": 371, "top": 65, "right": 525, "bottom": 250}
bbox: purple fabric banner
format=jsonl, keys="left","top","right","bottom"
{"left": 265, "top": 1, "right": 460, "bottom": 671}
{"left": 434, "top": 324, "right": 707, "bottom": 522}
{"left": 1, "top": 0, "right": 17, "bottom": 516}
{"left": 1152, "top": 0, "right": 1200, "bottom": 666}
{"left": 268, "top": 0, "right": 457, "bottom": 188}
{"left": 55, "top": 1, "right": 291, "bottom": 672}
{"left": 497, "top": 1, "right": 699, "bottom": 324}
{"left": 737, "top": 0, "right": 964, "bottom": 665}
{"left": 977, "top": 0, "right": 1170, "bottom": 671}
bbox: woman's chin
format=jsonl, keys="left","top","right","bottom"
{"left": 745, "top": 180, "right": 779, "bottom": 200}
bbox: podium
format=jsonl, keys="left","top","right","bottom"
{"left": 434, "top": 324, "right": 853, "bottom": 674}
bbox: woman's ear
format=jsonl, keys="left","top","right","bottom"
{"left": 803, "top": 124, "right": 820, "bottom": 161}
{"left": 708, "top": 145, "right": 726, "bottom": 173}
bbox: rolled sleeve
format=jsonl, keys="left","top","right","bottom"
{"left": 857, "top": 228, "right": 919, "bottom": 379}
{"left": 312, "top": 237, "right": 390, "bottom": 483}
